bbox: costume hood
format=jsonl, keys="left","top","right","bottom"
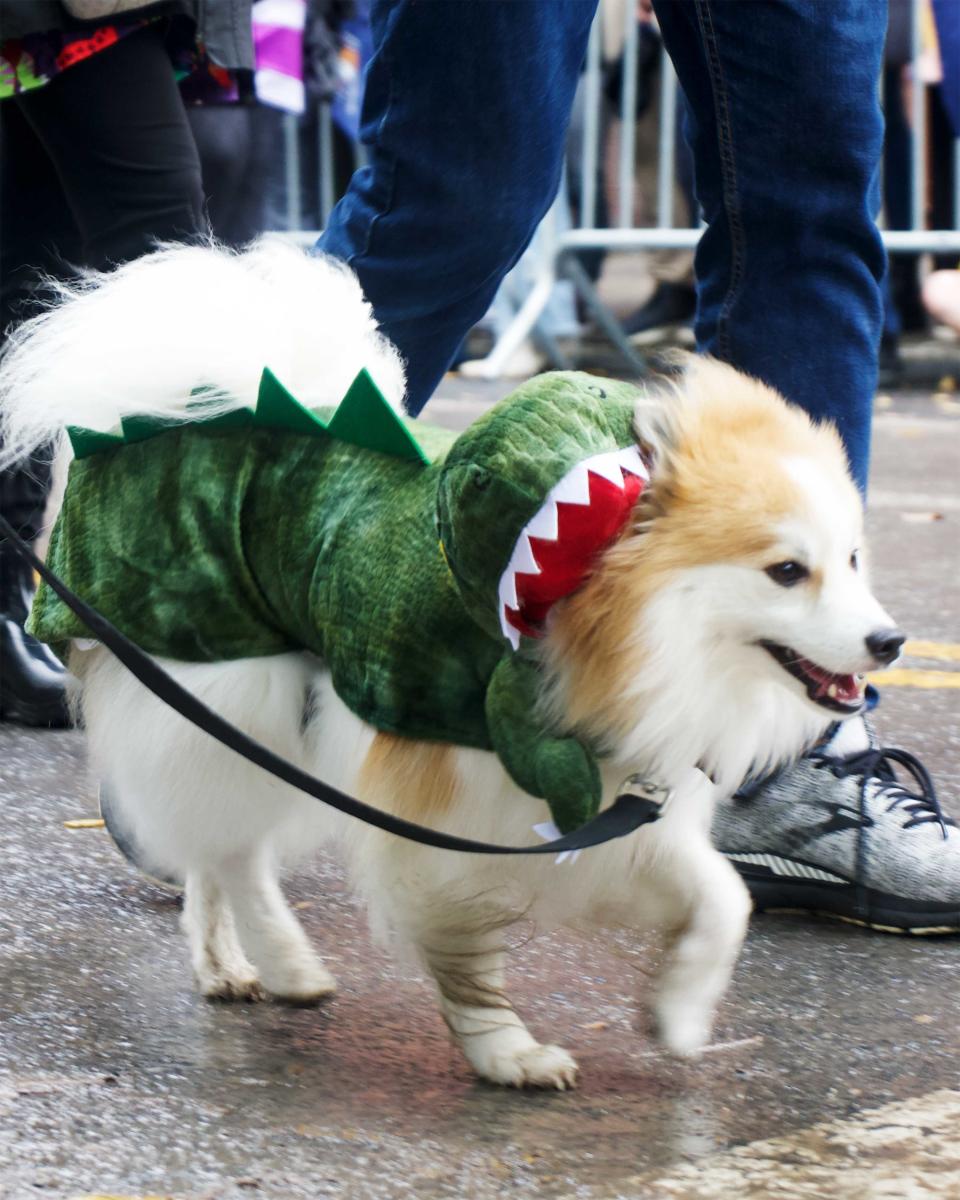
{"left": 436, "top": 372, "right": 648, "bottom": 648}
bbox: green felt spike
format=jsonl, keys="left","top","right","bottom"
{"left": 254, "top": 367, "right": 329, "bottom": 437}
{"left": 201, "top": 408, "right": 255, "bottom": 433}
{"left": 186, "top": 387, "right": 254, "bottom": 433}
{"left": 67, "top": 426, "right": 125, "bottom": 459}
{"left": 327, "top": 369, "right": 429, "bottom": 465}
{"left": 120, "top": 414, "right": 182, "bottom": 445}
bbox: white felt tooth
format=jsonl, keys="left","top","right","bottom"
{"left": 499, "top": 569, "right": 518, "bottom": 610}
{"left": 551, "top": 461, "right": 592, "bottom": 506}
{"left": 588, "top": 452, "right": 627, "bottom": 488}
{"left": 511, "top": 534, "right": 540, "bottom": 577}
{"left": 617, "top": 444, "right": 649, "bottom": 479}
{"left": 526, "top": 499, "right": 559, "bottom": 543}
{"left": 503, "top": 619, "right": 521, "bottom": 652}
{"left": 498, "top": 597, "right": 512, "bottom": 636}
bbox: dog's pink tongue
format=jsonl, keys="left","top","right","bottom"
{"left": 813, "top": 669, "right": 860, "bottom": 702}
{"left": 834, "top": 674, "right": 861, "bottom": 702}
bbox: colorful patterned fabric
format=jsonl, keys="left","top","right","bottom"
{"left": 1, "top": 17, "right": 243, "bottom": 105}
{"left": 0, "top": 21, "right": 150, "bottom": 98}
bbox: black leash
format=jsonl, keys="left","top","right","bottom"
{"left": 0, "top": 514, "right": 662, "bottom": 854}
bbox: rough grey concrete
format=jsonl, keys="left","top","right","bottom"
{"left": 1, "top": 378, "right": 958, "bottom": 1200}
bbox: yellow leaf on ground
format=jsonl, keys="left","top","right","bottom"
{"left": 63, "top": 818, "right": 106, "bottom": 830}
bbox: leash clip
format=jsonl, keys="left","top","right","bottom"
{"left": 619, "top": 773, "right": 673, "bottom": 814}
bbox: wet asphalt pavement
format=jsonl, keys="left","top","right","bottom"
{"left": 1, "top": 376, "right": 958, "bottom": 1200}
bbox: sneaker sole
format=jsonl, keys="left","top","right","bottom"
{"left": 728, "top": 856, "right": 960, "bottom": 936}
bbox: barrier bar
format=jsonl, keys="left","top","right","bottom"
{"left": 580, "top": 15, "right": 602, "bottom": 230}
{"left": 617, "top": 1, "right": 639, "bottom": 229}
{"left": 657, "top": 48, "right": 678, "bottom": 229}
{"left": 910, "top": 0, "right": 926, "bottom": 231}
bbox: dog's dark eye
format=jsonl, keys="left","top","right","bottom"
{"left": 850, "top": 550, "right": 860, "bottom": 571}
{"left": 765, "top": 561, "right": 809, "bottom": 587}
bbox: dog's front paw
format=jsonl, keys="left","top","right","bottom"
{"left": 481, "top": 1043, "right": 579, "bottom": 1090}
{"left": 651, "top": 1001, "right": 712, "bottom": 1058}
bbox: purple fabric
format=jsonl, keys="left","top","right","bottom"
{"left": 254, "top": 24, "right": 303, "bottom": 78}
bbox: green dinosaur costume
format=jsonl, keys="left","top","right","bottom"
{"left": 31, "top": 369, "right": 649, "bottom": 832}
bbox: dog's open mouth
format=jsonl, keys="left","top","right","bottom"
{"left": 759, "top": 640, "right": 866, "bottom": 713}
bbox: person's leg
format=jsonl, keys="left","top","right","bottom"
{"left": 650, "top": 1, "right": 959, "bottom": 934}
{"left": 16, "top": 23, "right": 205, "bottom": 268}
{"left": 652, "top": 0, "right": 886, "bottom": 494}
{"left": 0, "top": 104, "right": 81, "bottom": 727}
{"left": 188, "top": 103, "right": 286, "bottom": 246}
{"left": 317, "top": 0, "right": 597, "bottom": 415}
{"left": 1, "top": 23, "right": 205, "bottom": 727}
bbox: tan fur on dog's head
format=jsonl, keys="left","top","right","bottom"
{"left": 542, "top": 357, "right": 890, "bottom": 776}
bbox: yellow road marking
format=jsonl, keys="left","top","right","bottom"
{"left": 869, "top": 668, "right": 960, "bottom": 689}
{"left": 904, "top": 640, "right": 960, "bottom": 663}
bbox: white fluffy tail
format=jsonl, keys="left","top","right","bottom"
{"left": 0, "top": 236, "right": 406, "bottom": 470}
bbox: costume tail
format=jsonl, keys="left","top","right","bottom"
{"left": 0, "top": 236, "right": 406, "bottom": 471}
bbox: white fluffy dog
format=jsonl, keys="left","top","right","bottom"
{"left": 0, "top": 240, "right": 901, "bottom": 1089}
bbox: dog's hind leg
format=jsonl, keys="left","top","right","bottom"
{"left": 420, "top": 923, "right": 578, "bottom": 1090}
{"left": 182, "top": 872, "right": 264, "bottom": 1002}
{"left": 214, "top": 851, "right": 337, "bottom": 1005}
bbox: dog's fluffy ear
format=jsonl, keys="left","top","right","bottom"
{"left": 631, "top": 353, "right": 703, "bottom": 523}
{"left": 632, "top": 388, "right": 681, "bottom": 471}
{"left": 631, "top": 388, "right": 680, "bottom": 526}
{"left": 630, "top": 350, "right": 698, "bottom": 471}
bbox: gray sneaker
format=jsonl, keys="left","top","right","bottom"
{"left": 712, "top": 714, "right": 959, "bottom": 935}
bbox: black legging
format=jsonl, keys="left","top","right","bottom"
{"left": 1, "top": 22, "right": 205, "bottom": 540}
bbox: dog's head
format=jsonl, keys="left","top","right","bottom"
{"left": 543, "top": 358, "right": 901, "bottom": 759}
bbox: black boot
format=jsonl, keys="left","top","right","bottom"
{"left": 0, "top": 545, "right": 70, "bottom": 728}
{"left": 0, "top": 460, "right": 70, "bottom": 728}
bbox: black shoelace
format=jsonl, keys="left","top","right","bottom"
{"left": 816, "top": 745, "right": 954, "bottom": 841}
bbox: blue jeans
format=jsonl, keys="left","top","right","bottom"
{"left": 319, "top": 0, "right": 886, "bottom": 492}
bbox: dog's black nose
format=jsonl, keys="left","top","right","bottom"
{"left": 865, "top": 628, "right": 906, "bottom": 665}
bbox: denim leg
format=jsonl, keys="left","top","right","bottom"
{"left": 318, "top": 0, "right": 597, "bottom": 415}
{"left": 653, "top": 0, "right": 886, "bottom": 493}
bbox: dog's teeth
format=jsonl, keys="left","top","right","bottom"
{"left": 526, "top": 500, "right": 559, "bottom": 543}
{"left": 827, "top": 684, "right": 838, "bottom": 698}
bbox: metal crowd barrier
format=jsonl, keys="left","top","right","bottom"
{"left": 285, "top": 0, "right": 960, "bottom": 380}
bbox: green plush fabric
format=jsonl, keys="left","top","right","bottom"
{"left": 485, "top": 656, "right": 602, "bottom": 833}
{"left": 32, "top": 370, "right": 644, "bottom": 831}
{"left": 436, "top": 373, "right": 643, "bottom": 640}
